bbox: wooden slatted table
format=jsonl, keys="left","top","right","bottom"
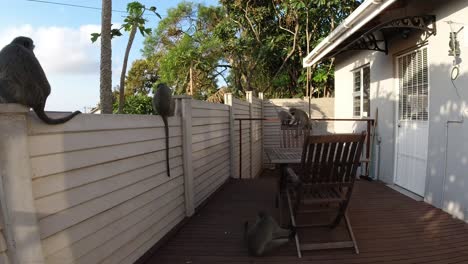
{"left": 265, "top": 147, "right": 302, "bottom": 164}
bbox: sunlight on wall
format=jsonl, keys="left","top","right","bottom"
{"left": 445, "top": 201, "right": 465, "bottom": 220}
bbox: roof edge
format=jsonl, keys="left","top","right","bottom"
{"left": 302, "top": 0, "right": 398, "bottom": 67}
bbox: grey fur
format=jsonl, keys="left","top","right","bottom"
{"left": 289, "top": 107, "right": 310, "bottom": 136}
{"left": 244, "top": 212, "right": 294, "bottom": 257}
{"left": 152, "top": 83, "right": 174, "bottom": 177}
{"left": 277, "top": 110, "right": 292, "bottom": 125}
{"left": 0, "top": 36, "right": 81, "bottom": 124}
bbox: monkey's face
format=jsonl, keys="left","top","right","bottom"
{"left": 289, "top": 107, "right": 297, "bottom": 116}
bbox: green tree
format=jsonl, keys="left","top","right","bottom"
{"left": 112, "top": 93, "right": 153, "bottom": 114}
{"left": 92, "top": 1, "right": 161, "bottom": 113}
{"left": 218, "top": 0, "right": 360, "bottom": 98}
{"left": 143, "top": 2, "right": 226, "bottom": 100}
{"left": 125, "top": 55, "right": 160, "bottom": 96}
{"left": 134, "top": 0, "right": 361, "bottom": 101}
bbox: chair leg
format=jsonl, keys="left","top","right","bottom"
{"left": 331, "top": 202, "right": 347, "bottom": 228}
{"left": 344, "top": 212, "right": 359, "bottom": 254}
{"left": 286, "top": 191, "right": 302, "bottom": 258}
{"left": 278, "top": 193, "right": 283, "bottom": 227}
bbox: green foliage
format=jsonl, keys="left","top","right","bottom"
{"left": 141, "top": 2, "right": 225, "bottom": 100}
{"left": 112, "top": 93, "right": 153, "bottom": 114}
{"left": 91, "top": 2, "right": 160, "bottom": 43}
{"left": 125, "top": 55, "right": 160, "bottom": 95}
{"left": 132, "top": 0, "right": 362, "bottom": 100}
{"left": 92, "top": 1, "right": 163, "bottom": 114}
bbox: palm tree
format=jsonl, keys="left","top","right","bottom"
{"left": 100, "top": 0, "right": 113, "bottom": 114}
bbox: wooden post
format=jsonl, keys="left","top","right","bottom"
{"left": 0, "top": 104, "right": 45, "bottom": 264}
{"left": 224, "top": 93, "right": 237, "bottom": 179}
{"left": 177, "top": 96, "right": 195, "bottom": 216}
{"left": 258, "top": 92, "right": 264, "bottom": 173}
{"left": 246, "top": 91, "right": 254, "bottom": 179}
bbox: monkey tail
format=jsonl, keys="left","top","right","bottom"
{"left": 162, "top": 116, "right": 171, "bottom": 177}
{"left": 33, "top": 107, "right": 81, "bottom": 125}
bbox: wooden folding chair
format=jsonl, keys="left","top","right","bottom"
{"left": 284, "top": 132, "right": 366, "bottom": 257}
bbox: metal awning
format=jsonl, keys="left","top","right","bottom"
{"left": 324, "top": 15, "right": 437, "bottom": 60}
{"left": 302, "top": 0, "right": 437, "bottom": 67}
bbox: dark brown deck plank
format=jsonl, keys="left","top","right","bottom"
{"left": 143, "top": 169, "right": 468, "bottom": 264}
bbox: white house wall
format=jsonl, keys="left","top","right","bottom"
{"left": 334, "top": 0, "right": 468, "bottom": 220}
{"left": 425, "top": 1, "right": 468, "bottom": 218}
{"left": 335, "top": 47, "right": 398, "bottom": 184}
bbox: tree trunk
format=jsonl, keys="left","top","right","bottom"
{"left": 189, "top": 64, "right": 193, "bottom": 95}
{"left": 118, "top": 25, "right": 137, "bottom": 114}
{"left": 100, "top": 0, "right": 113, "bottom": 114}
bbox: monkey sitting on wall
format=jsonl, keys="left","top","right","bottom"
{"left": 244, "top": 212, "right": 295, "bottom": 257}
{"left": 0, "top": 36, "right": 81, "bottom": 124}
{"left": 152, "top": 83, "right": 174, "bottom": 177}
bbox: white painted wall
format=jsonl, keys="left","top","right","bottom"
{"left": 335, "top": 48, "right": 395, "bottom": 183}
{"left": 191, "top": 100, "right": 231, "bottom": 207}
{"left": 333, "top": 0, "right": 468, "bottom": 220}
{"left": 28, "top": 113, "right": 185, "bottom": 264}
{"left": 425, "top": 0, "right": 468, "bottom": 218}
{"left": 248, "top": 94, "right": 263, "bottom": 179}
{"left": 232, "top": 97, "right": 251, "bottom": 179}
{"left": 0, "top": 208, "right": 10, "bottom": 264}
{"left": 0, "top": 99, "right": 235, "bottom": 264}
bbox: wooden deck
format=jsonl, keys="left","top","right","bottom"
{"left": 144, "top": 169, "right": 468, "bottom": 264}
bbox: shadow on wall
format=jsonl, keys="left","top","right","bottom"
{"left": 426, "top": 62, "right": 468, "bottom": 221}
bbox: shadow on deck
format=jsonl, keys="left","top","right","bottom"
{"left": 144, "top": 169, "right": 468, "bottom": 264}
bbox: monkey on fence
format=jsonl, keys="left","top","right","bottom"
{"left": 277, "top": 110, "right": 293, "bottom": 126}
{"left": 244, "top": 212, "right": 295, "bottom": 257}
{"left": 152, "top": 83, "right": 174, "bottom": 177}
{"left": 0, "top": 36, "right": 81, "bottom": 124}
{"left": 273, "top": 105, "right": 293, "bottom": 126}
{"left": 289, "top": 107, "right": 310, "bottom": 137}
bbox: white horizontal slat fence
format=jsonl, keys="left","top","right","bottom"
{"left": 0, "top": 95, "right": 333, "bottom": 264}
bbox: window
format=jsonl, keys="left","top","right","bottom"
{"left": 352, "top": 66, "right": 370, "bottom": 117}
{"left": 398, "top": 48, "right": 428, "bottom": 121}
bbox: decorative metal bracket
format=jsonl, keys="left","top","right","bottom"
{"left": 329, "top": 15, "right": 437, "bottom": 58}
{"left": 347, "top": 32, "right": 388, "bottom": 54}
{"left": 380, "top": 15, "right": 437, "bottom": 40}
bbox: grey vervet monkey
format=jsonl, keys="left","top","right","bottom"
{"left": 289, "top": 107, "right": 310, "bottom": 136}
{"left": 0, "top": 36, "right": 81, "bottom": 124}
{"left": 152, "top": 83, "right": 174, "bottom": 177}
{"left": 244, "top": 212, "right": 295, "bottom": 257}
{"left": 277, "top": 110, "right": 293, "bottom": 126}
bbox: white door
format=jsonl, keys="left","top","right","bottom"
{"left": 394, "top": 48, "right": 429, "bottom": 197}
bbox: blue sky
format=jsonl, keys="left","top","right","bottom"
{"left": 0, "top": 0, "right": 219, "bottom": 112}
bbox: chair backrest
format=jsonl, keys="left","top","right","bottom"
{"left": 279, "top": 124, "right": 310, "bottom": 148}
{"left": 299, "top": 132, "right": 366, "bottom": 185}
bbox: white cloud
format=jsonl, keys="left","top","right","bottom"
{"left": 0, "top": 24, "right": 101, "bottom": 75}
{"left": 0, "top": 24, "right": 138, "bottom": 112}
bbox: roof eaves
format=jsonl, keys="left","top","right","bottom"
{"left": 302, "top": 0, "right": 399, "bottom": 67}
